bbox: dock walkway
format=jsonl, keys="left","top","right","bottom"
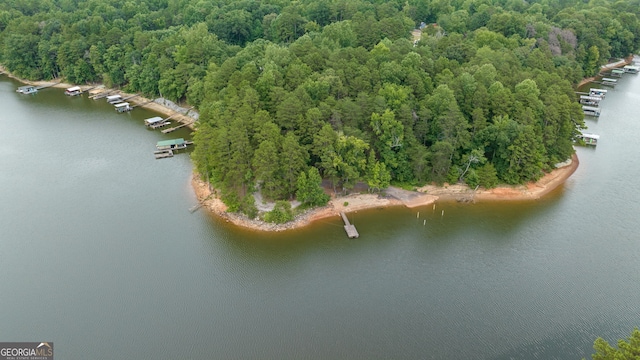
{"left": 340, "top": 212, "right": 359, "bottom": 238}
{"left": 161, "top": 123, "right": 190, "bottom": 134}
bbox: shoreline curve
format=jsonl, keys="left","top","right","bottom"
{"left": 192, "top": 153, "right": 579, "bottom": 232}
{"left": 0, "top": 65, "right": 197, "bottom": 129}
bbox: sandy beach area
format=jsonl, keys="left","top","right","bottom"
{"left": 192, "top": 153, "right": 579, "bottom": 232}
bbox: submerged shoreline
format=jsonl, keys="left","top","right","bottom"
{"left": 2, "top": 66, "right": 579, "bottom": 233}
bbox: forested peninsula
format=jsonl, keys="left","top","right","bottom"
{"left": 2, "top": 0, "right": 639, "bottom": 224}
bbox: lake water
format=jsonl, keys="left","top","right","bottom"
{"left": 1, "top": 75, "right": 639, "bottom": 359}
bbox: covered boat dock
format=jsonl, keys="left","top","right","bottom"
{"left": 577, "top": 133, "right": 599, "bottom": 146}
{"left": 106, "top": 94, "right": 123, "bottom": 104}
{"left": 114, "top": 102, "right": 132, "bottom": 112}
{"left": 579, "top": 95, "right": 601, "bottom": 106}
{"left": 65, "top": 86, "right": 81, "bottom": 96}
{"left": 156, "top": 138, "right": 188, "bottom": 151}
{"left": 589, "top": 88, "right": 607, "bottom": 98}
{"left": 144, "top": 116, "right": 170, "bottom": 129}
{"left": 610, "top": 68, "right": 625, "bottom": 77}
{"left": 582, "top": 105, "right": 601, "bottom": 117}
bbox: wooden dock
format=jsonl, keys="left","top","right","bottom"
{"left": 35, "top": 81, "right": 61, "bottom": 90}
{"left": 154, "top": 149, "right": 174, "bottom": 159}
{"left": 122, "top": 94, "right": 140, "bottom": 101}
{"left": 189, "top": 203, "right": 203, "bottom": 213}
{"left": 159, "top": 107, "right": 195, "bottom": 133}
{"left": 340, "top": 212, "right": 359, "bottom": 238}
{"left": 150, "top": 121, "right": 171, "bottom": 129}
{"left": 90, "top": 90, "right": 117, "bottom": 100}
{"left": 132, "top": 99, "right": 154, "bottom": 108}
{"left": 161, "top": 123, "right": 190, "bottom": 134}
{"left": 80, "top": 85, "right": 100, "bottom": 94}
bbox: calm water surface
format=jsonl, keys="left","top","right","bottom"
{"left": 1, "top": 75, "right": 639, "bottom": 359}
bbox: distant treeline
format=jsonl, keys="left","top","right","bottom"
{"left": 2, "top": 0, "right": 639, "bottom": 217}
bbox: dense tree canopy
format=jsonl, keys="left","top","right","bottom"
{"left": 2, "top": 0, "right": 639, "bottom": 216}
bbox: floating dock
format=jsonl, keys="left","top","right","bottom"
{"left": 161, "top": 123, "right": 189, "bottom": 134}
{"left": 340, "top": 212, "right": 359, "bottom": 238}
{"left": 154, "top": 149, "right": 174, "bottom": 159}
{"left": 16, "top": 85, "right": 38, "bottom": 94}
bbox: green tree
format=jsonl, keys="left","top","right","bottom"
{"left": 296, "top": 167, "right": 330, "bottom": 206}
{"left": 334, "top": 134, "right": 370, "bottom": 192}
{"left": 584, "top": 45, "right": 601, "bottom": 76}
{"left": 253, "top": 139, "right": 282, "bottom": 200}
{"left": 312, "top": 123, "right": 339, "bottom": 179}
{"left": 263, "top": 200, "right": 294, "bottom": 223}
{"left": 366, "top": 151, "right": 391, "bottom": 192}
{"left": 476, "top": 162, "right": 499, "bottom": 188}
{"left": 227, "top": 119, "right": 254, "bottom": 195}
{"left": 590, "top": 328, "right": 640, "bottom": 360}
{"left": 370, "top": 109, "right": 404, "bottom": 172}
{"left": 280, "top": 132, "right": 310, "bottom": 198}
{"left": 430, "top": 140, "right": 454, "bottom": 184}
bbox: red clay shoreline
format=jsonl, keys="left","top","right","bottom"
{"left": 192, "top": 153, "right": 579, "bottom": 232}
